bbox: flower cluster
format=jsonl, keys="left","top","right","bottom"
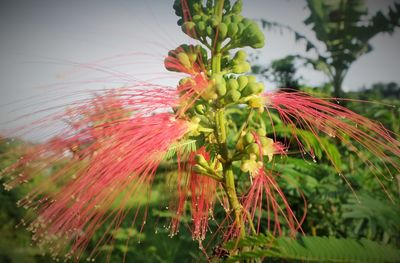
{"left": 1, "top": 0, "right": 399, "bottom": 261}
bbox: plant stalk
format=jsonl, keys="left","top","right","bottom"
{"left": 210, "top": 0, "right": 245, "bottom": 240}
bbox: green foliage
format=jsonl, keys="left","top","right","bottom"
{"left": 342, "top": 193, "right": 400, "bottom": 245}
{"left": 260, "top": 0, "right": 400, "bottom": 96}
{"left": 252, "top": 55, "right": 302, "bottom": 90}
{"left": 226, "top": 234, "right": 400, "bottom": 262}
{"left": 164, "top": 139, "right": 197, "bottom": 160}
{"left": 0, "top": 139, "right": 53, "bottom": 263}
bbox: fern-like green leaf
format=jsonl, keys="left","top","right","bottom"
{"left": 226, "top": 234, "right": 400, "bottom": 262}
{"left": 269, "top": 125, "right": 342, "bottom": 168}
{"left": 163, "top": 139, "right": 197, "bottom": 160}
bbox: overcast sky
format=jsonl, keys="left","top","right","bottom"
{"left": 0, "top": 0, "right": 399, "bottom": 140}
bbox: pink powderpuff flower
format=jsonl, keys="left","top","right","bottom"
{"left": 189, "top": 148, "right": 218, "bottom": 241}
{"left": 1, "top": 88, "right": 194, "bottom": 260}
{"left": 226, "top": 133, "right": 302, "bottom": 240}
{"left": 169, "top": 147, "right": 219, "bottom": 242}
{"left": 241, "top": 168, "right": 304, "bottom": 237}
{"left": 263, "top": 91, "right": 400, "bottom": 197}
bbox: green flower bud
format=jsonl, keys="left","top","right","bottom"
{"left": 218, "top": 23, "right": 228, "bottom": 40}
{"left": 244, "top": 132, "right": 254, "bottom": 145}
{"left": 237, "top": 22, "right": 246, "bottom": 35}
{"left": 233, "top": 50, "right": 247, "bottom": 62}
{"left": 210, "top": 15, "right": 219, "bottom": 27}
{"left": 192, "top": 2, "right": 202, "bottom": 13}
{"left": 212, "top": 73, "right": 223, "bottom": 83}
{"left": 249, "top": 32, "right": 265, "bottom": 49}
{"left": 188, "top": 52, "right": 197, "bottom": 64}
{"left": 240, "top": 160, "right": 250, "bottom": 173}
{"left": 197, "top": 21, "right": 206, "bottom": 37}
{"left": 182, "top": 22, "right": 197, "bottom": 39}
{"left": 248, "top": 96, "right": 264, "bottom": 110}
{"left": 202, "top": 90, "right": 218, "bottom": 101}
{"left": 231, "top": 14, "right": 243, "bottom": 23}
{"left": 193, "top": 15, "right": 201, "bottom": 22}
{"left": 256, "top": 128, "right": 267, "bottom": 137}
{"left": 195, "top": 104, "right": 205, "bottom": 114}
{"left": 201, "top": 81, "right": 218, "bottom": 100}
{"left": 237, "top": 75, "right": 248, "bottom": 91}
{"left": 222, "top": 15, "right": 231, "bottom": 24}
{"left": 225, "top": 90, "right": 241, "bottom": 103}
{"left": 177, "top": 52, "right": 192, "bottom": 69}
{"left": 242, "top": 82, "right": 259, "bottom": 96}
{"left": 242, "top": 22, "right": 265, "bottom": 49}
{"left": 206, "top": 25, "right": 214, "bottom": 38}
{"left": 242, "top": 18, "right": 252, "bottom": 27}
{"left": 232, "top": 0, "right": 243, "bottom": 14}
{"left": 245, "top": 143, "right": 259, "bottom": 155}
{"left": 227, "top": 79, "right": 239, "bottom": 90}
{"left": 227, "top": 23, "right": 239, "bottom": 38}
{"left": 256, "top": 82, "right": 265, "bottom": 93}
{"left": 193, "top": 164, "right": 209, "bottom": 175}
{"left": 216, "top": 82, "right": 227, "bottom": 97}
{"left": 247, "top": 75, "right": 257, "bottom": 83}
{"left": 195, "top": 154, "right": 209, "bottom": 168}
{"left": 232, "top": 62, "right": 250, "bottom": 74}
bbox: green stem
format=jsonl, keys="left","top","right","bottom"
{"left": 210, "top": 0, "right": 246, "bottom": 240}
{"left": 234, "top": 109, "right": 254, "bottom": 147}
{"left": 224, "top": 166, "right": 245, "bottom": 238}
{"left": 211, "top": 0, "right": 224, "bottom": 73}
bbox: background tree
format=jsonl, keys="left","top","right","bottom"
{"left": 261, "top": 0, "right": 400, "bottom": 97}
{"left": 252, "top": 55, "right": 302, "bottom": 90}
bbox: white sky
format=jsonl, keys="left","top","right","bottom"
{"left": 0, "top": 0, "right": 399, "bottom": 140}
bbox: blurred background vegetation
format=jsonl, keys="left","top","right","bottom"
{"left": 0, "top": 0, "right": 399, "bottom": 262}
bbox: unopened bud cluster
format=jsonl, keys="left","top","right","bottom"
{"left": 166, "top": 0, "right": 274, "bottom": 179}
